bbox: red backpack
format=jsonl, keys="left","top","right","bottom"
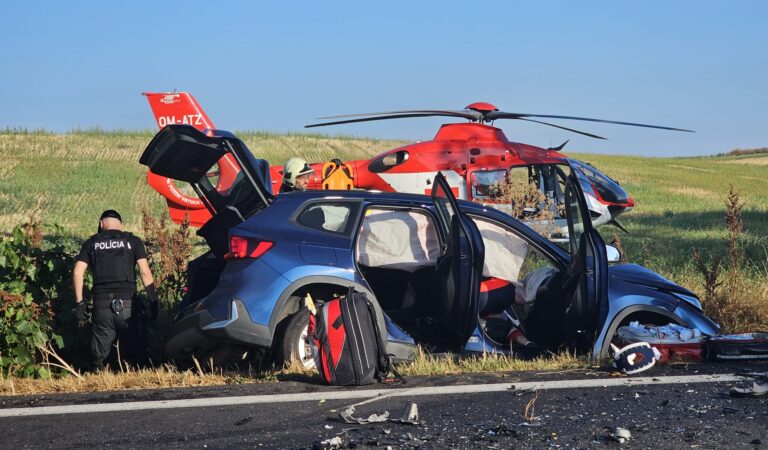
{"left": 309, "top": 288, "right": 402, "bottom": 386}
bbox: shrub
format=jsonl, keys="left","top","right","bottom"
{"left": 0, "top": 222, "right": 67, "bottom": 377}
{"left": 141, "top": 209, "right": 192, "bottom": 304}
{"left": 692, "top": 185, "right": 768, "bottom": 332}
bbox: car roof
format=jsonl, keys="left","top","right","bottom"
{"left": 273, "top": 189, "right": 435, "bottom": 204}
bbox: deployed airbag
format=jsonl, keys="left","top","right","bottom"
{"left": 474, "top": 217, "right": 528, "bottom": 283}
{"left": 356, "top": 209, "right": 439, "bottom": 271}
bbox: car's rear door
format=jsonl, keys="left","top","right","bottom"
{"left": 431, "top": 171, "right": 485, "bottom": 350}
{"left": 140, "top": 124, "right": 274, "bottom": 256}
{"left": 563, "top": 164, "right": 609, "bottom": 335}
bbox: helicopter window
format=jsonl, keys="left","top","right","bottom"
{"left": 369, "top": 150, "right": 409, "bottom": 173}
{"left": 470, "top": 169, "right": 508, "bottom": 200}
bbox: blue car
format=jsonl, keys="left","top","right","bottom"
{"left": 140, "top": 125, "right": 720, "bottom": 368}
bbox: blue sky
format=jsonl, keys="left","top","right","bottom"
{"left": 1, "top": 1, "right": 765, "bottom": 156}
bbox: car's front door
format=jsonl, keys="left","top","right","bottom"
{"left": 431, "top": 172, "right": 485, "bottom": 350}
{"left": 563, "top": 164, "right": 609, "bottom": 337}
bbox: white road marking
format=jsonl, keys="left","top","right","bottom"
{"left": 0, "top": 373, "right": 743, "bottom": 418}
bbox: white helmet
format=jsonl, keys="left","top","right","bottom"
{"left": 283, "top": 157, "right": 314, "bottom": 188}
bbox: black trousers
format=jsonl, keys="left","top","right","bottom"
{"left": 91, "top": 305, "right": 133, "bottom": 368}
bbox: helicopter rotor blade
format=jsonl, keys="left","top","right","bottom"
{"left": 317, "top": 109, "right": 481, "bottom": 121}
{"left": 517, "top": 118, "right": 607, "bottom": 140}
{"left": 487, "top": 111, "right": 693, "bottom": 133}
{"left": 305, "top": 111, "right": 481, "bottom": 128}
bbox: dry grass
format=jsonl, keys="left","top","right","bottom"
{"left": 400, "top": 348, "right": 586, "bottom": 377}
{"left": 665, "top": 164, "right": 714, "bottom": 172}
{"left": 717, "top": 156, "right": 768, "bottom": 166}
{"left": 663, "top": 186, "right": 718, "bottom": 200}
{"left": 0, "top": 351, "right": 588, "bottom": 396}
{"left": 1, "top": 365, "right": 247, "bottom": 396}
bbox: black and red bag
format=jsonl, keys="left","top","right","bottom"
{"left": 309, "top": 287, "right": 402, "bottom": 386}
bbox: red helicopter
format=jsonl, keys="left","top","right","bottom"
{"left": 143, "top": 92, "right": 692, "bottom": 234}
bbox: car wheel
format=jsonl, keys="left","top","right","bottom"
{"left": 273, "top": 308, "right": 315, "bottom": 370}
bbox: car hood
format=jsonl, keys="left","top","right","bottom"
{"left": 608, "top": 264, "right": 695, "bottom": 297}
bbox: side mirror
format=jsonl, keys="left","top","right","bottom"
{"left": 605, "top": 244, "right": 622, "bottom": 263}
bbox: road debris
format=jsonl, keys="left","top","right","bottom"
{"left": 339, "top": 405, "right": 390, "bottom": 424}
{"left": 338, "top": 402, "right": 419, "bottom": 426}
{"left": 233, "top": 416, "right": 252, "bottom": 426}
{"left": 730, "top": 381, "right": 768, "bottom": 398}
{"left": 612, "top": 427, "right": 632, "bottom": 443}
{"left": 313, "top": 436, "right": 344, "bottom": 450}
{"left": 392, "top": 402, "right": 420, "bottom": 425}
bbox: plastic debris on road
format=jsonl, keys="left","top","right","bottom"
{"left": 313, "top": 436, "right": 344, "bottom": 450}
{"left": 611, "top": 427, "right": 632, "bottom": 443}
{"left": 338, "top": 402, "right": 419, "bottom": 426}
{"left": 730, "top": 381, "right": 768, "bottom": 398}
{"left": 394, "top": 403, "right": 420, "bottom": 425}
{"left": 339, "top": 406, "right": 390, "bottom": 424}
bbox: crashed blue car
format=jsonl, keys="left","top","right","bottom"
{"left": 140, "top": 125, "right": 719, "bottom": 368}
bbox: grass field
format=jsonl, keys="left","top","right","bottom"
{"left": 0, "top": 129, "right": 766, "bottom": 330}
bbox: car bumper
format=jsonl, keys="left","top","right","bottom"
{"left": 165, "top": 298, "right": 272, "bottom": 358}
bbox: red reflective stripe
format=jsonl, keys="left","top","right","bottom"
{"left": 480, "top": 277, "right": 510, "bottom": 293}
{"left": 320, "top": 347, "right": 332, "bottom": 382}
{"left": 326, "top": 300, "right": 346, "bottom": 368}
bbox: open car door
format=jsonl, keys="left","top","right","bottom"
{"left": 562, "top": 164, "right": 609, "bottom": 339}
{"left": 139, "top": 125, "right": 274, "bottom": 257}
{"left": 431, "top": 172, "right": 485, "bottom": 351}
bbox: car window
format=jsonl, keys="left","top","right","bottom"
{"left": 471, "top": 216, "right": 529, "bottom": 283}
{"left": 470, "top": 216, "right": 557, "bottom": 283}
{"left": 297, "top": 202, "right": 358, "bottom": 234}
{"left": 356, "top": 208, "right": 440, "bottom": 271}
{"left": 470, "top": 215, "right": 559, "bottom": 315}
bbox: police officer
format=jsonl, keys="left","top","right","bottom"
{"left": 73, "top": 210, "right": 158, "bottom": 370}
{"left": 280, "top": 157, "right": 314, "bottom": 193}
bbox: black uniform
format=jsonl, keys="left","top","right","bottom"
{"left": 76, "top": 230, "right": 148, "bottom": 367}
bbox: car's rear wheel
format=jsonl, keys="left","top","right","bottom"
{"left": 273, "top": 308, "right": 316, "bottom": 370}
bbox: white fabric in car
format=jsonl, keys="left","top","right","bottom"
{"left": 319, "top": 205, "right": 350, "bottom": 232}
{"left": 473, "top": 217, "right": 528, "bottom": 283}
{"left": 356, "top": 209, "right": 439, "bottom": 272}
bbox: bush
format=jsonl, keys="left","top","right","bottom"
{"left": 140, "top": 209, "right": 192, "bottom": 305}
{"left": 692, "top": 185, "right": 768, "bottom": 332}
{"left": 0, "top": 223, "right": 68, "bottom": 377}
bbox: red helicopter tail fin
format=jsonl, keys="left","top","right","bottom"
{"left": 142, "top": 92, "right": 215, "bottom": 131}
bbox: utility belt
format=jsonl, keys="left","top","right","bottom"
{"left": 92, "top": 293, "right": 134, "bottom": 314}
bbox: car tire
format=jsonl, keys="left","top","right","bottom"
{"left": 273, "top": 308, "right": 315, "bottom": 370}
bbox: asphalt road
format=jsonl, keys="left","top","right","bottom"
{"left": 1, "top": 362, "right": 767, "bottom": 449}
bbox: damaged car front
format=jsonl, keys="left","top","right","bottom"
{"left": 591, "top": 263, "right": 721, "bottom": 360}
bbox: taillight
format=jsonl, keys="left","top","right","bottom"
{"left": 224, "top": 236, "right": 273, "bottom": 260}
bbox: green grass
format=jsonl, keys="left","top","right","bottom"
{"left": 1, "top": 131, "right": 766, "bottom": 328}
{"left": 570, "top": 152, "right": 768, "bottom": 276}
{"left": 0, "top": 130, "right": 404, "bottom": 241}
